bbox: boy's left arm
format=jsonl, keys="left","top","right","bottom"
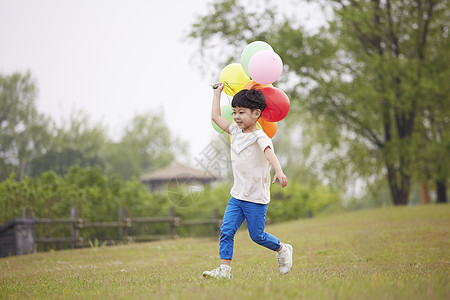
{"left": 264, "top": 146, "right": 288, "bottom": 188}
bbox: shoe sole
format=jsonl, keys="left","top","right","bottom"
{"left": 202, "top": 272, "right": 231, "bottom": 279}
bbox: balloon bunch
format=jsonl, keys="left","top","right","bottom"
{"left": 212, "top": 41, "right": 290, "bottom": 138}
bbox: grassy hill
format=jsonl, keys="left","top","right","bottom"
{"left": 1, "top": 205, "right": 449, "bottom": 299}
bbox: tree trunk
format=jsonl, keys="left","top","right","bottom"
{"left": 19, "top": 159, "right": 27, "bottom": 181}
{"left": 436, "top": 180, "right": 447, "bottom": 203}
{"left": 386, "top": 164, "right": 410, "bottom": 205}
{"left": 420, "top": 183, "right": 430, "bottom": 204}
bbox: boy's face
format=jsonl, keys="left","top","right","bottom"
{"left": 232, "top": 106, "right": 261, "bottom": 131}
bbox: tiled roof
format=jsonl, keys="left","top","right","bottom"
{"left": 139, "top": 162, "right": 219, "bottom": 183}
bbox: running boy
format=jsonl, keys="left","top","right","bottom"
{"left": 203, "top": 82, "right": 293, "bottom": 279}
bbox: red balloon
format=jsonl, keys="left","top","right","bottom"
{"left": 261, "top": 87, "right": 290, "bottom": 122}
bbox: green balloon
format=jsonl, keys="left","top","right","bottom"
{"left": 211, "top": 105, "right": 234, "bottom": 134}
{"left": 241, "top": 41, "right": 274, "bottom": 77}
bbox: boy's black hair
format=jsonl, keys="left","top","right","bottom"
{"left": 231, "top": 89, "right": 266, "bottom": 114}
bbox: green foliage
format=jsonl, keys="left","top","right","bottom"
{"left": 104, "top": 111, "right": 182, "bottom": 180}
{"left": 29, "top": 110, "right": 108, "bottom": 176}
{"left": 88, "top": 238, "right": 107, "bottom": 249}
{"left": 0, "top": 166, "right": 341, "bottom": 244}
{"left": 346, "top": 177, "right": 393, "bottom": 210}
{"left": 269, "top": 180, "right": 343, "bottom": 222}
{"left": 0, "top": 72, "right": 51, "bottom": 181}
{"left": 0, "top": 167, "right": 153, "bottom": 224}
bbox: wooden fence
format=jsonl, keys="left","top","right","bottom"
{"left": 0, "top": 207, "right": 220, "bottom": 257}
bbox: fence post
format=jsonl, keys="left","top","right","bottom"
{"left": 168, "top": 207, "right": 175, "bottom": 237}
{"left": 212, "top": 209, "right": 219, "bottom": 238}
{"left": 71, "top": 207, "right": 78, "bottom": 249}
{"left": 119, "top": 207, "right": 125, "bottom": 242}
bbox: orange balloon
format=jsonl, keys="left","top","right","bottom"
{"left": 244, "top": 80, "right": 272, "bottom": 90}
{"left": 258, "top": 118, "right": 278, "bottom": 138}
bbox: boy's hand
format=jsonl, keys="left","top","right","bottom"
{"left": 273, "top": 172, "right": 288, "bottom": 188}
{"left": 212, "top": 82, "right": 224, "bottom": 94}
{"left": 211, "top": 82, "right": 230, "bottom": 134}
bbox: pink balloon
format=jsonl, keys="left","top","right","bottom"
{"left": 248, "top": 50, "right": 283, "bottom": 85}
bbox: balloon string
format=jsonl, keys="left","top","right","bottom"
{"left": 211, "top": 82, "right": 246, "bottom": 89}
{"left": 211, "top": 82, "right": 246, "bottom": 104}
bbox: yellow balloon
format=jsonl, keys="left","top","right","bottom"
{"left": 219, "top": 63, "right": 251, "bottom": 96}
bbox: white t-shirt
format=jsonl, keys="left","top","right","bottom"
{"left": 229, "top": 123, "right": 273, "bottom": 204}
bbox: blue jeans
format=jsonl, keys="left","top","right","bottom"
{"left": 219, "top": 197, "right": 281, "bottom": 260}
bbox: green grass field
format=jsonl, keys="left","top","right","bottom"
{"left": 1, "top": 205, "right": 449, "bottom": 299}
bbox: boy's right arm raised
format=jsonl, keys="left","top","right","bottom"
{"left": 211, "top": 82, "right": 231, "bottom": 134}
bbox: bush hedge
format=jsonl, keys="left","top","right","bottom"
{"left": 0, "top": 167, "right": 342, "bottom": 247}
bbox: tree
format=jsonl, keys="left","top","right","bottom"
{"left": 188, "top": 0, "right": 449, "bottom": 205}
{"left": 105, "top": 111, "right": 187, "bottom": 180}
{"left": 29, "top": 110, "right": 108, "bottom": 176}
{"left": 0, "top": 72, "right": 50, "bottom": 181}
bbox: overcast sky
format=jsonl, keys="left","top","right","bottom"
{"left": 0, "top": 0, "right": 218, "bottom": 161}
{"left": 0, "top": 0, "right": 328, "bottom": 166}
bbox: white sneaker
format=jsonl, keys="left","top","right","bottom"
{"left": 276, "top": 244, "right": 293, "bottom": 275}
{"left": 202, "top": 265, "right": 231, "bottom": 279}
